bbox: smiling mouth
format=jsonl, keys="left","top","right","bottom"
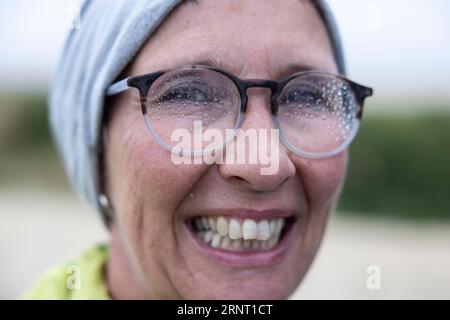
{"left": 188, "top": 215, "right": 295, "bottom": 252}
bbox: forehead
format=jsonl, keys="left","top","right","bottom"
{"left": 131, "top": 0, "right": 337, "bottom": 79}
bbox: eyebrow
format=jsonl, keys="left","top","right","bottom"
{"left": 172, "top": 58, "right": 224, "bottom": 71}
{"left": 171, "top": 59, "right": 319, "bottom": 80}
{"left": 274, "top": 62, "right": 320, "bottom": 79}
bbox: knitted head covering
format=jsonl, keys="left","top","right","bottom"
{"left": 49, "top": 0, "right": 346, "bottom": 221}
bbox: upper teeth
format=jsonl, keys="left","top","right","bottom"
{"left": 194, "top": 216, "right": 285, "bottom": 246}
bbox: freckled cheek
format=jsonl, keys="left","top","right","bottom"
{"left": 291, "top": 152, "right": 348, "bottom": 209}
{"left": 113, "top": 132, "right": 178, "bottom": 252}
{"left": 119, "top": 132, "right": 170, "bottom": 203}
{"left": 116, "top": 125, "right": 208, "bottom": 214}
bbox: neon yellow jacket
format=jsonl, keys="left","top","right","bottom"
{"left": 22, "top": 244, "right": 110, "bottom": 300}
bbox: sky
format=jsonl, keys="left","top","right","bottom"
{"left": 0, "top": 0, "right": 449, "bottom": 108}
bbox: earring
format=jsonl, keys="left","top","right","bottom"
{"left": 98, "top": 193, "right": 113, "bottom": 224}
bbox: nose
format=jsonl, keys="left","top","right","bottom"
{"left": 218, "top": 89, "right": 296, "bottom": 192}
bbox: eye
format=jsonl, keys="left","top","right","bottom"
{"left": 156, "top": 85, "right": 212, "bottom": 103}
{"left": 279, "top": 88, "right": 321, "bottom": 105}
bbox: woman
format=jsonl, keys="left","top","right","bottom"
{"left": 25, "top": 0, "right": 372, "bottom": 299}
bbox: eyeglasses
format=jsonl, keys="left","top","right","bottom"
{"left": 106, "top": 65, "right": 373, "bottom": 159}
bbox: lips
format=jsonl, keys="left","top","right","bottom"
{"left": 191, "top": 216, "right": 287, "bottom": 250}
{"left": 184, "top": 209, "right": 297, "bottom": 267}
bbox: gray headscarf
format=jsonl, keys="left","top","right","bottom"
{"left": 49, "top": 0, "right": 346, "bottom": 222}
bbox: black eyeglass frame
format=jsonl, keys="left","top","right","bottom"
{"left": 107, "top": 64, "right": 373, "bottom": 118}
{"left": 106, "top": 64, "right": 373, "bottom": 159}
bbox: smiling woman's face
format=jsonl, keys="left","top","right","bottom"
{"left": 104, "top": 0, "right": 347, "bottom": 299}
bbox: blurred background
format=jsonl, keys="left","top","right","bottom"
{"left": 0, "top": 0, "right": 449, "bottom": 299}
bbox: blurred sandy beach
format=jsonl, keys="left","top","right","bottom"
{"left": 1, "top": 189, "right": 449, "bottom": 300}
